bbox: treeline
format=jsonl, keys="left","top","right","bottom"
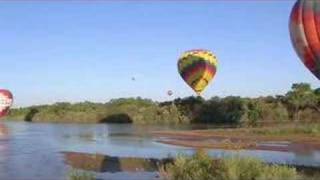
{"left": 6, "top": 83, "right": 320, "bottom": 125}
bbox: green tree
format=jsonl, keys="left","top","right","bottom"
{"left": 285, "top": 83, "right": 318, "bottom": 121}
{"left": 315, "top": 88, "right": 320, "bottom": 112}
{"left": 246, "top": 101, "right": 262, "bottom": 127}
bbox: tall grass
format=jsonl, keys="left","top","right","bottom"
{"left": 251, "top": 124, "right": 320, "bottom": 136}
{"left": 160, "top": 150, "right": 298, "bottom": 180}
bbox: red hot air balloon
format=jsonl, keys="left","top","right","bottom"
{"left": 289, "top": 0, "right": 320, "bottom": 80}
{"left": 0, "top": 90, "right": 13, "bottom": 118}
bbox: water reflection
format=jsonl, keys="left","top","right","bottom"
{"left": 0, "top": 123, "right": 9, "bottom": 178}
{"left": 63, "top": 151, "right": 172, "bottom": 173}
{"left": 0, "top": 123, "right": 8, "bottom": 139}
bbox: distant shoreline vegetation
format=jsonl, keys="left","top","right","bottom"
{"left": 5, "top": 83, "right": 320, "bottom": 125}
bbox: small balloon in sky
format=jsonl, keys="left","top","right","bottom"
{"left": 177, "top": 49, "right": 218, "bottom": 95}
{"left": 0, "top": 89, "right": 13, "bottom": 118}
{"left": 167, "top": 90, "right": 173, "bottom": 96}
{"left": 289, "top": 0, "right": 320, "bottom": 80}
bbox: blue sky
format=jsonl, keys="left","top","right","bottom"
{"left": 0, "top": 1, "right": 318, "bottom": 107}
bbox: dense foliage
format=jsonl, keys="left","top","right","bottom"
{"left": 160, "top": 150, "right": 298, "bottom": 180}
{"left": 5, "top": 83, "right": 320, "bottom": 125}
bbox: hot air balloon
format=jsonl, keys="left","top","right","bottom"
{"left": 0, "top": 90, "right": 13, "bottom": 118}
{"left": 167, "top": 90, "right": 173, "bottom": 96}
{"left": 178, "top": 49, "right": 218, "bottom": 95}
{"left": 289, "top": 0, "right": 320, "bottom": 80}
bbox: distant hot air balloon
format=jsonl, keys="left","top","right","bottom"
{"left": 167, "top": 90, "right": 173, "bottom": 96}
{"left": 289, "top": 0, "right": 320, "bottom": 80}
{"left": 0, "top": 90, "right": 13, "bottom": 118}
{"left": 178, "top": 49, "right": 218, "bottom": 95}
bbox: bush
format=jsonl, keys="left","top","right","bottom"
{"left": 160, "top": 150, "right": 215, "bottom": 180}
{"left": 219, "top": 156, "right": 297, "bottom": 180}
{"left": 67, "top": 169, "right": 95, "bottom": 180}
{"left": 160, "top": 151, "right": 298, "bottom": 180}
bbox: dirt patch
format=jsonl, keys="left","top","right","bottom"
{"left": 152, "top": 128, "right": 320, "bottom": 152}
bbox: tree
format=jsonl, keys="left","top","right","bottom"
{"left": 315, "top": 88, "right": 320, "bottom": 95}
{"left": 246, "top": 101, "right": 262, "bottom": 127}
{"left": 315, "top": 88, "right": 320, "bottom": 111}
{"left": 285, "top": 83, "right": 318, "bottom": 121}
{"left": 24, "top": 108, "right": 39, "bottom": 122}
{"left": 264, "top": 96, "right": 276, "bottom": 103}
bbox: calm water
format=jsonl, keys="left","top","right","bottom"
{"left": 0, "top": 121, "right": 320, "bottom": 180}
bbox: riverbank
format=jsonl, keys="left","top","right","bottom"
{"left": 153, "top": 124, "right": 320, "bottom": 151}
{"left": 63, "top": 151, "right": 320, "bottom": 180}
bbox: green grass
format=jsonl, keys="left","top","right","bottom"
{"left": 67, "top": 168, "right": 95, "bottom": 180}
{"left": 219, "top": 156, "right": 297, "bottom": 180}
{"left": 251, "top": 124, "right": 320, "bottom": 136}
{"left": 160, "top": 150, "right": 298, "bottom": 180}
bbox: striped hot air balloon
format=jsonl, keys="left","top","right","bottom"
{"left": 178, "top": 49, "right": 218, "bottom": 95}
{"left": 289, "top": 0, "right": 320, "bottom": 80}
{"left": 0, "top": 90, "right": 13, "bottom": 118}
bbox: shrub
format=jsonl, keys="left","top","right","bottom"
{"left": 160, "top": 151, "right": 298, "bottom": 180}
{"left": 160, "top": 150, "right": 215, "bottom": 180}
{"left": 219, "top": 156, "right": 297, "bottom": 180}
{"left": 67, "top": 169, "right": 95, "bottom": 180}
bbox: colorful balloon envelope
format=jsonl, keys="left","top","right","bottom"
{"left": 178, "top": 49, "right": 218, "bottom": 95}
{"left": 289, "top": 0, "right": 320, "bottom": 80}
{"left": 0, "top": 90, "right": 13, "bottom": 118}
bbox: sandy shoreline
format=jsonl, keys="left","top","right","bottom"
{"left": 152, "top": 128, "right": 320, "bottom": 152}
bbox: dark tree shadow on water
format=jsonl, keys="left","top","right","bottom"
{"left": 62, "top": 151, "right": 173, "bottom": 173}
{"left": 24, "top": 108, "right": 39, "bottom": 122}
{"left": 99, "top": 113, "right": 133, "bottom": 123}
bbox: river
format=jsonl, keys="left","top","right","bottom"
{"left": 0, "top": 121, "right": 320, "bottom": 180}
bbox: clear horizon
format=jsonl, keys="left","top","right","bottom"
{"left": 0, "top": 1, "right": 319, "bottom": 107}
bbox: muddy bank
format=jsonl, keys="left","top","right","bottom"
{"left": 152, "top": 128, "right": 320, "bottom": 152}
